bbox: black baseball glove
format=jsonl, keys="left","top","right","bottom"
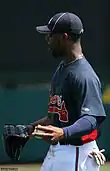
{"left": 3, "top": 124, "right": 31, "bottom": 160}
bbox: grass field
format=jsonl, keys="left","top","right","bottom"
{"left": 0, "top": 163, "right": 110, "bottom": 171}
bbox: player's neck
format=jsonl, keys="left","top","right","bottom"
{"left": 64, "top": 43, "right": 83, "bottom": 64}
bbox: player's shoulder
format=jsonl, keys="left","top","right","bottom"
{"left": 68, "top": 57, "right": 101, "bottom": 85}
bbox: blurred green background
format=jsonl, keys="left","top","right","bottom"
{"left": 0, "top": 1, "right": 110, "bottom": 170}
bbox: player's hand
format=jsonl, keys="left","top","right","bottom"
{"left": 32, "top": 125, "right": 64, "bottom": 142}
{"left": 27, "top": 125, "right": 35, "bottom": 139}
{"left": 88, "top": 149, "right": 106, "bottom": 166}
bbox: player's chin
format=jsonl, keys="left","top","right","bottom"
{"left": 48, "top": 47, "right": 62, "bottom": 58}
{"left": 51, "top": 50, "right": 61, "bottom": 58}
{"left": 52, "top": 53, "right": 60, "bottom": 58}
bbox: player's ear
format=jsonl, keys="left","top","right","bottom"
{"left": 63, "top": 33, "right": 68, "bottom": 40}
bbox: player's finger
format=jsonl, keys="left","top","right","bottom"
{"left": 32, "top": 132, "right": 54, "bottom": 137}
{"left": 88, "top": 150, "right": 106, "bottom": 166}
{"left": 36, "top": 125, "right": 54, "bottom": 132}
{"left": 94, "top": 155, "right": 101, "bottom": 166}
{"left": 99, "top": 149, "right": 105, "bottom": 153}
{"left": 99, "top": 152, "right": 106, "bottom": 162}
{"left": 51, "top": 137, "right": 57, "bottom": 141}
{"left": 99, "top": 149, "right": 106, "bottom": 163}
{"left": 95, "top": 153, "right": 104, "bottom": 165}
{"left": 93, "top": 149, "right": 106, "bottom": 163}
{"left": 91, "top": 149, "right": 105, "bottom": 155}
{"left": 88, "top": 153, "right": 93, "bottom": 158}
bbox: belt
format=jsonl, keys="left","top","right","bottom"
{"left": 52, "top": 139, "right": 83, "bottom": 146}
{"left": 59, "top": 141, "right": 70, "bottom": 145}
{"left": 51, "top": 141, "right": 69, "bottom": 146}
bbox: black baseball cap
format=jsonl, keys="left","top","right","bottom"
{"left": 36, "top": 12, "right": 84, "bottom": 35}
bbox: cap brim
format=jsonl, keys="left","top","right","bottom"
{"left": 36, "top": 25, "right": 51, "bottom": 34}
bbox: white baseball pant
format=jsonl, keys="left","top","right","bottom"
{"left": 40, "top": 140, "right": 100, "bottom": 171}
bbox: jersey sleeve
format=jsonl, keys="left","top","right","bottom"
{"left": 70, "top": 73, "right": 106, "bottom": 118}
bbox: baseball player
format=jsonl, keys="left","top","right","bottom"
{"left": 29, "top": 12, "right": 106, "bottom": 171}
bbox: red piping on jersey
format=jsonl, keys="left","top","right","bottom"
{"left": 81, "top": 129, "right": 98, "bottom": 144}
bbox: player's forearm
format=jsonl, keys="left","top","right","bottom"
{"left": 63, "top": 115, "right": 97, "bottom": 139}
{"left": 30, "top": 116, "right": 52, "bottom": 127}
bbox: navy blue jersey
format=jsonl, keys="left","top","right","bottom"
{"left": 48, "top": 57, "right": 106, "bottom": 129}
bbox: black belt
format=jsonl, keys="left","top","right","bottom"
{"left": 59, "top": 141, "right": 70, "bottom": 145}
{"left": 53, "top": 139, "right": 83, "bottom": 146}
{"left": 51, "top": 141, "right": 68, "bottom": 145}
